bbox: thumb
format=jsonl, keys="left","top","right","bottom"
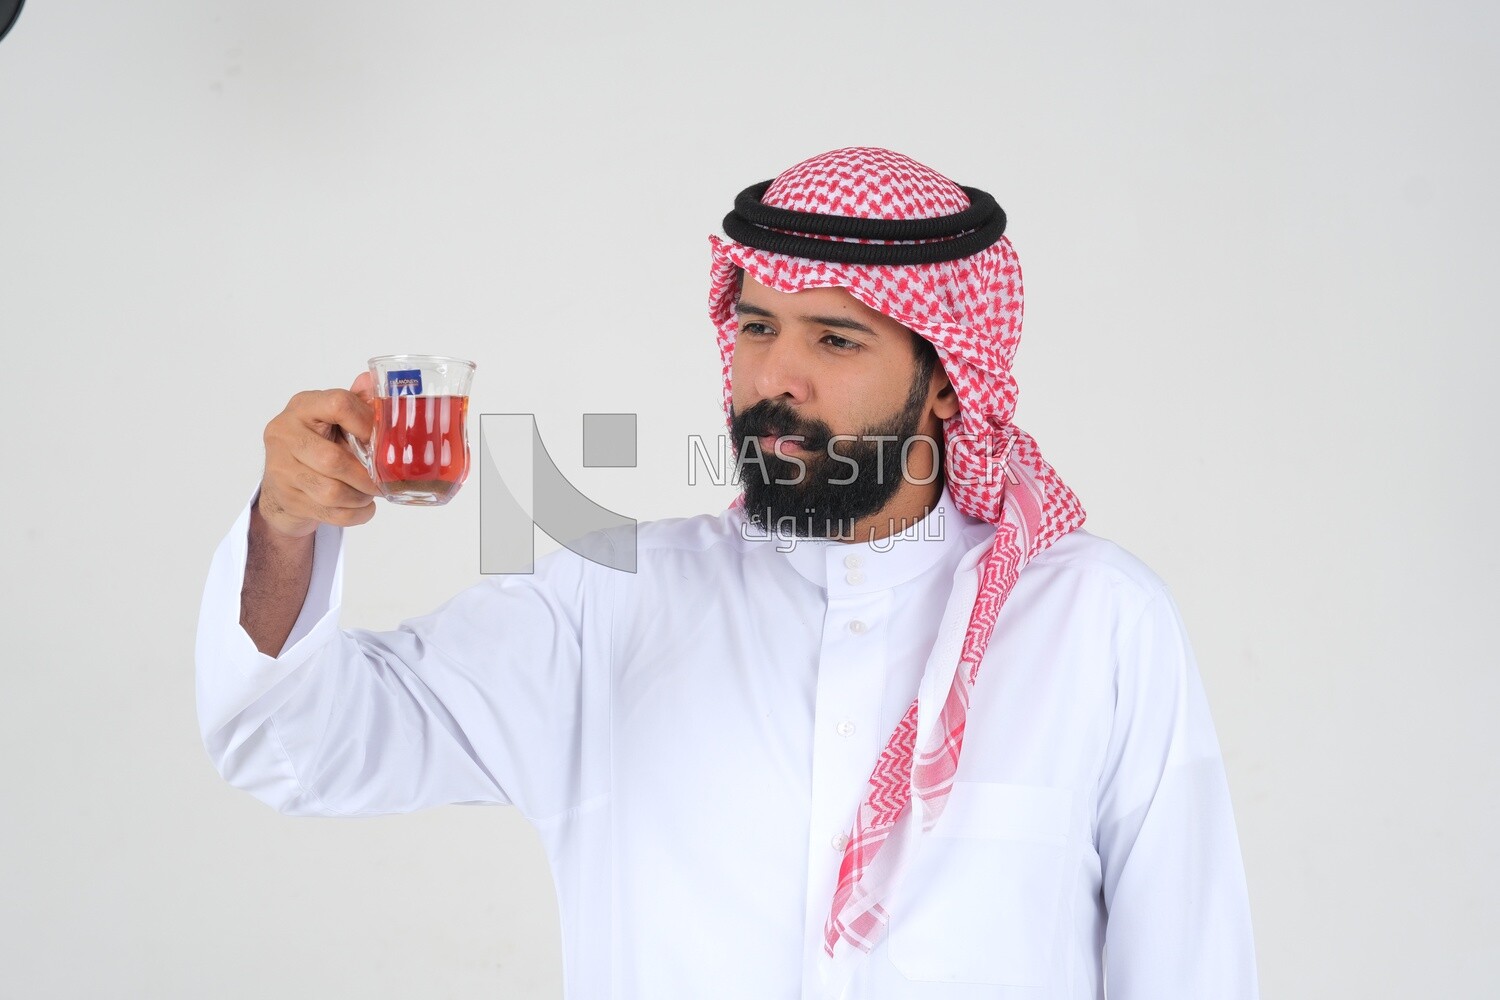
{"left": 350, "top": 370, "right": 376, "bottom": 404}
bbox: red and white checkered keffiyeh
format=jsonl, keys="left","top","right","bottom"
{"left": 708, "top": 147, "right": 1087, "bottom": 993}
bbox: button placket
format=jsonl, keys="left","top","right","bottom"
{"left": 806, "top": 583, "right": 890, "bottom": 927}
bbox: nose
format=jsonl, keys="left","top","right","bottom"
{"left": 740, "top": 332, "right": 812, "bottom": 406}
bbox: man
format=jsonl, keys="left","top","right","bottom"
{"left": 198, "top": 147, "right": 1260, "bottom": 998}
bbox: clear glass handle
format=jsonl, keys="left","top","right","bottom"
{"left": 342, "top": 427, "right": 378, "bottom": 484}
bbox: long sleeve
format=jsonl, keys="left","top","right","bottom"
{"left": 1095, "top": 585, "right": 1260, "bottom": 998}
{"left": 195, "top": 488, "right": 597, "bottom": 823}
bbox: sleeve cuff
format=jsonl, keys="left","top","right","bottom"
{"left": 223, "top": 483, "right": 346, "bottom": 670}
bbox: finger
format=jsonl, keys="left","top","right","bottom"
{"left": 295, "top": 431, "right": 381, "bottom": 496}
{"left": 321, "top": 500, "right": 378, "bottom": 528}
{"left": 292, "top": 387, "right": 375, "bottom": 443}
{"left": 327, "top": 500, "right": 378, "bottom": 527}
{"left": 286, "top": 483, "right": 379, "bottom": 528}
{"left": 350, "top": 370, "right": 376, "bottom": 404}
{"left": 291, "top": 465, "right": 378, "bottom": 510}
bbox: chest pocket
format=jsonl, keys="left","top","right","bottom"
{"left": 887, "top": 781, "right": 1074, "bottom": 988}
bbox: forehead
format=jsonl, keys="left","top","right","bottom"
{"left": 735, "top": 272, "right": 908, "bottom": 334}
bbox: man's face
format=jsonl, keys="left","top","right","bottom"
{"left": 729, "top": 273, "right": 958, "bottom": 537}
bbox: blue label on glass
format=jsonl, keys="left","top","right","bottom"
{"left": 387, "top": 369, "right": 423, "bottom": 396}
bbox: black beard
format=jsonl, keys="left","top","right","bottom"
{"left": 729, "top": 375, "right": 936, "bottom": 539}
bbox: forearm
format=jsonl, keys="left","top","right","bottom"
{"left": 241, "top": 492, "right": 316, "bottom": 656}
{"left": 198, "top": 487, "right": 535, "bottom": 818}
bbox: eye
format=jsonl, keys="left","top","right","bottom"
{"left": 823, "top": 334, "right": 859, "bottom": 351}
{"left": 740, "top": 321, "right": 774, "bottom": 337}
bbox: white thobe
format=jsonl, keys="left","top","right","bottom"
{"left": 196, "top": 482, "right": 1260, "bottom": 999}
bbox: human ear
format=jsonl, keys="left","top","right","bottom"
{"left": 932, "top": 375, "right": 960, "bottom": 421}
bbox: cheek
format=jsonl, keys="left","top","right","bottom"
{"left": 839, "top": 367, "right": 907, "bottom": 421}
{"left": 729, "top": 348, "right": 756, "bottom": 404}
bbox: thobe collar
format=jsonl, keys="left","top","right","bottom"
{"left": 740, "top": 482, "right": 979, "bottom": 594}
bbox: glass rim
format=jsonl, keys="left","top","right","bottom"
{"left": 367, "top": 353, "right": 477, "bottom": 370}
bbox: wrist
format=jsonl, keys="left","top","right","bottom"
{"left": 251, "top": 486, "right": 318, "bottom": 546}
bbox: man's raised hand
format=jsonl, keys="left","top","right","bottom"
{"left": 256, "top": 373, "right": 381, "bottom": 538}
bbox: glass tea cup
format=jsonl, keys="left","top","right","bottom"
{"left": 343, "top": 354, "right": 477, "bottom": 506}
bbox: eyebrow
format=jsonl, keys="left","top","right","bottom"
{"left": 733, "top": 301, "right": 879, "bottom": 336}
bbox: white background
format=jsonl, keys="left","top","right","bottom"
{"left": 1, "top": 1, "right": 1495, "bottom": 996}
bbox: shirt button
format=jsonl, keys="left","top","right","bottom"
{"left": 836, "top": 720, "right": 856, "bottom": 737}
{"left": 845, "top": 571, "right": 865, "bottom": 585}
{"left": 831, "top": 833, "right": 850, "bottom": 851}
{"left": 843, "top": 554, "right": 863, "bottom": 570}
{"left": 848, "top": 619, "right": 868, "bottom": 635}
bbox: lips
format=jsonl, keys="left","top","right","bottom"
{"left": 758, "top": 433, "right": 807, "bottom": 454}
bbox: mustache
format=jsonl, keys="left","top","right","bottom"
{"left": 731, "top": 404, "right": 832, "bottom": 452}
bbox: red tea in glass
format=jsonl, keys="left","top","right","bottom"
{"left": 344, "top": 355, "right": 477, "bottom": 506}
{"left": 373, "top": 394, "right": 471, "bottom": 504}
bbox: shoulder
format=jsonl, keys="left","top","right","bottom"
{"left": 633, "top": 508, "right": 748, "bottom": 557}
{"left": 1029, "top": 528, "right": 1169, "bottom": 595}
{"left": 580, "top": 507, "right": 749, "bottom": 565}
{"left": 526, "top": 505, "right": 751, "bottom": 583}
{"left": 1014, "top": 526, "right": 1178, "bottom": 634}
